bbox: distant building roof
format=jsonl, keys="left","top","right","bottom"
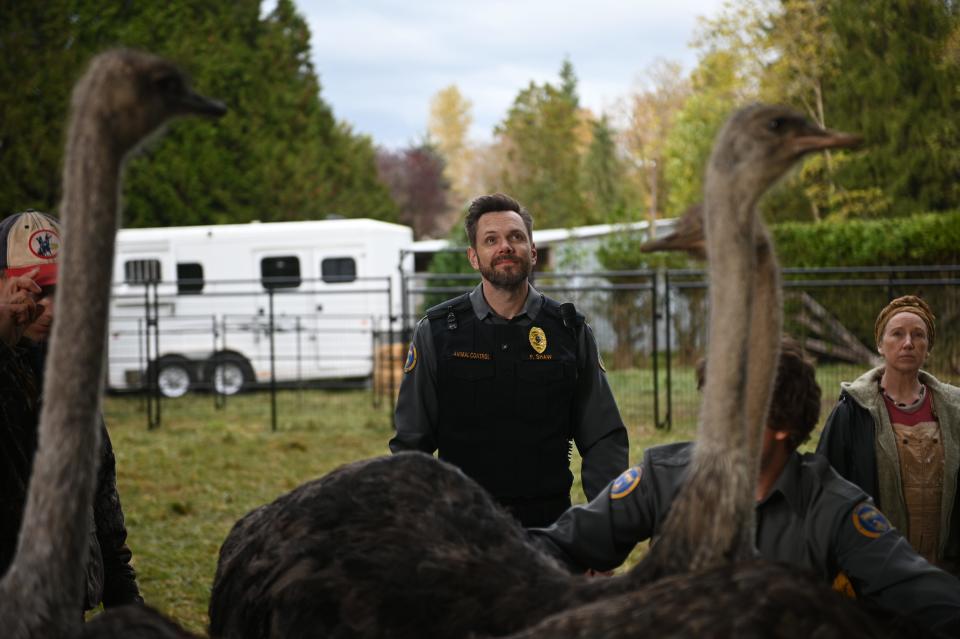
{"left": 409, "top": 218, "right": 678, "bottom": 253}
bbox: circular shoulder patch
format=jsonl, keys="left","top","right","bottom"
{"left": 610, "top": 466, "right": 642, "bottom": 500}
{"left": 851, "top": 502, "right": 891, "bottom": 539}
{"left": 402, "top": 343, "right": 417, "bottom": 373}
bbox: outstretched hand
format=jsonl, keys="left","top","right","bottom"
{"left": 0, "top": 268, "right": 42, "bottom": 347}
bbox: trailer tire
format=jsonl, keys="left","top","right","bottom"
{"left": 154, "top": 356, "right": 193, "bottom": 398}
{"left": 207, "top": 353, "right": 254, "bottom": 396}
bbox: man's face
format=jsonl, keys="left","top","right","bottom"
{"left": 467, "top": 210, "right": 536, "bottom": 291}
{"left": 878, "top": 311, "right": 929, "bottom": 376}
{"left": 23, "top": 285, "right": 55, "bottom": 343}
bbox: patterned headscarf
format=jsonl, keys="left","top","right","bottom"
{"left": 874, "top": 295, "right": 936, "bottom": 350}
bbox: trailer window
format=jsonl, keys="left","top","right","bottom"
{"left": 177, "top": 262, "right": 204, "bottom": 294}
{"left": 261, "top": 255, "right": 301, "bottom": 289}
{"left": 124, "top": 259, "right": 161, "bottom": 284}
{"left": 321, "top": 257, "right": 357, "bottom": 283}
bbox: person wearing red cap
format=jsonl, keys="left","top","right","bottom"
{"left": 818, "top": 295, "right": 960, "bottom": 575}
{"left": 0, "top": 209, "right": 143, "bottom": 614}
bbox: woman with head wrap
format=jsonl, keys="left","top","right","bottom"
{"left": 817, "top": 295, "right": 960, "bottom": 574}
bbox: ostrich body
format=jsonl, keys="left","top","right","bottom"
{"left": 0, "top": 50, "right": 223, "bottom": 638}
{"left": 210, "top": 452, "right": 625, "bottom": 639}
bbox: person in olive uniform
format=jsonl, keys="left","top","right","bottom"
{"left": 390, "top": 193, "right": 628, "bottom": 527}
{"left": 530, "top": 340, "right": 960, "bottom": 635}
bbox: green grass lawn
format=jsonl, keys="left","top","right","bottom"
{"left": 101, "top": 362, "right": 875, "bottom": 634}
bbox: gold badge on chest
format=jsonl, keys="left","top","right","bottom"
{"left": 528, "top": 326, "right": 547, "bottom": 354}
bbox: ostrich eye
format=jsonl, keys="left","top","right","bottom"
{"left": 155, "top": 74, "right": 184, "bottom": 95}
{"left": 767, "top": 118, "right": 785, "bottom": 131}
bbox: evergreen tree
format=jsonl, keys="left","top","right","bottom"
{"left": 494, "top": 60, "right": 586, "bottom": 228}
{"left": 581, "top": 116, "right": 628, "bottom": 222}
{"left": 827, "top": 0, "right": 960, "bottom": 215}
{"left": 0, "top": 0, "right": 397, "bottom": 227}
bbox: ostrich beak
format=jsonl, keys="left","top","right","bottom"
{"left": 789, "top": 130, "right": 862, "bottom": 156}
{"left": 640, "top": 203, "right": 707, "bottom": 260}
{"left": 178, "top": 90, "right": 227, "bottom": 118}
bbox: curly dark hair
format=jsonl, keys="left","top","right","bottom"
{"left": 464, "top": 193, "right": 533, "bottom": 247}
{"left": 696, "top": 337, "right": 820, "bottom": 451}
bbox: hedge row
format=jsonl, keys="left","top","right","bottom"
{"left": 772, "top": 211, "right": 960, "bottom": 268}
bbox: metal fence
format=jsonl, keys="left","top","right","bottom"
{"left": 109, "top": 274, "right": 398, "bottom": 431}
{"left": 400, "top": 265, "right": 960, "bottom": 435}
{"left": 114, "top": 265, "right": 960, "bottom": 434}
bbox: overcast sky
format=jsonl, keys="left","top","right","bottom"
{"left": 284, "top": 1, "right": 729, "bottom": 149}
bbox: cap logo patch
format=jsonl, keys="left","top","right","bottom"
{"left": 402, "top": 343, "right": 417, "bottom": 373}
{"left": 852, "top": 502, "right": 891, "bottom": 539}
{"left": 28, "top": 228, "right": 61, "bottom": 260}
{"left": 528, "top": 326, "right": 547, "bottom": 354}
{"left": 610, "top": 466, "right": 642, "bottom": 500}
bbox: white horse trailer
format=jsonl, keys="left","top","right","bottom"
{"left": 108, "top": 219, "right": 413, "bottom": 397}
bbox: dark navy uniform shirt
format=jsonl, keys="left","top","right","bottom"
{"left": 390, "top": 283, "right": 628, "bottom": 501}
{"left": 531, "top": 442, "right": 960, "bottom": 634}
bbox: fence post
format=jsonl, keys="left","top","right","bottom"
{"left": 651, "top": 272, "right": 660, "bottom": 430}
{"left": 268, "top": 287, "right": 277, "bottom": 432}
{"left": 213, "top": 314, "right": 226, "bottom": 409}
{"left": 146, "top": 281, "right": 161, "bottom": 430}
{"left": 661, "top": 270, "right": 673, "bottom": 431}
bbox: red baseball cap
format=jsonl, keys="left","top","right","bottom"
{"left": 0, "top": 209, "right": 61, "bottom": 287}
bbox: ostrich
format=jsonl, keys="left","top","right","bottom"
{"left": 210, "top": 452, "right": 624, "bottom": 638}
{"left": 629, "top": 105, "right": 860, "bottom": 581}
{"left": 498, "top": 104, "right": 874, "bottom": 638}
{"left": 0, "top": 49, "right": 224, "bottom": 638}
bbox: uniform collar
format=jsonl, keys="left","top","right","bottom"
{"left": 469, "top": 282, "right": 544, "bottom": 321}
{"left": 757, "top": 451, "right": 804, "bottom": 517}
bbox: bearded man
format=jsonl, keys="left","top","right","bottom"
{"left": 390, "top": 193, "right": 629, "bottom": 527}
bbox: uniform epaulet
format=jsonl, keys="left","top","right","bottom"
{"left": 541, "top": 297, "right": 584, "bottom": 330}
{"left": 425, "top": 293, "right": 472, "bottom": 320}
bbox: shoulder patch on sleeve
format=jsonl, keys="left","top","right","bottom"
{"left": 402, "top": 343, "right": 417, "bottom": 373}
{"left": 610, "top": 466, "right": 642, "bottom": 500}
{"left": 851, "top": 502, "right": 891, "bottom": 539}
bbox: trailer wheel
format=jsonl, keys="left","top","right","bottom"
{"left": 208, "top": 353, "right": 254, "bottom": 396}
{"left": 155, "top": 356, "right": 193, "bottom": 398}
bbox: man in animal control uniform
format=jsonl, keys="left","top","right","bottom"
{"left": 391, "top": 193, "right": 628, "bottom": 527}
{"left": 530, "top": 340, "right": 960, "bottom": 636}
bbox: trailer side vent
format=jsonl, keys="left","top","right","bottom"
{"left": 177, "top": 262, "right": 204, "bottom": 294}
{"left": 124, "top": 259, "right": 161, "bottom": 284}
{"left": 321, "top": 257, "right": 357, "bottom": 284}
{"left": 261, "top": 255, "right": 301, "bottom": 290}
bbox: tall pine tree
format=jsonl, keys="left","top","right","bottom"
{"left": 828, "top": 0, "right": 960, "bottom": 215}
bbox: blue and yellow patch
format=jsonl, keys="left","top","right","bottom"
{"left": 610, "top": 466, "right": 642, "bottom": 500}
{"left": 851, "top": 502, "right": 891, "bottom": 539}
{"left": 402, "top": 343, "right": 417, "bottom": 373}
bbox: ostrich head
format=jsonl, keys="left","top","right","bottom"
{"left": 708, "top": 104, "right": 861, "bottom": 200}
{"left": 69, "top": 49, "right": 226, "bottom": 156}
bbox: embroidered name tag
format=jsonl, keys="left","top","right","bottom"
{"left": 451, "top": 351, "right": 492, "bottom": 361}
{"left": 528, "top": 353, "right": 553, "bottom": 360}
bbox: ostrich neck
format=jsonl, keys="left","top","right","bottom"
{"left": 698, "top": 178, "right": 758, "bottom": 455}
{"left": 0, "top": 116, "right": 121, "bottom": 637}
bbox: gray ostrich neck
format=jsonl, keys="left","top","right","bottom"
{"left": 0, "top": 116, "right": 121, "bottom": 638}
{"left": 697, "top": 175, "right": 756, "bottom": 456}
